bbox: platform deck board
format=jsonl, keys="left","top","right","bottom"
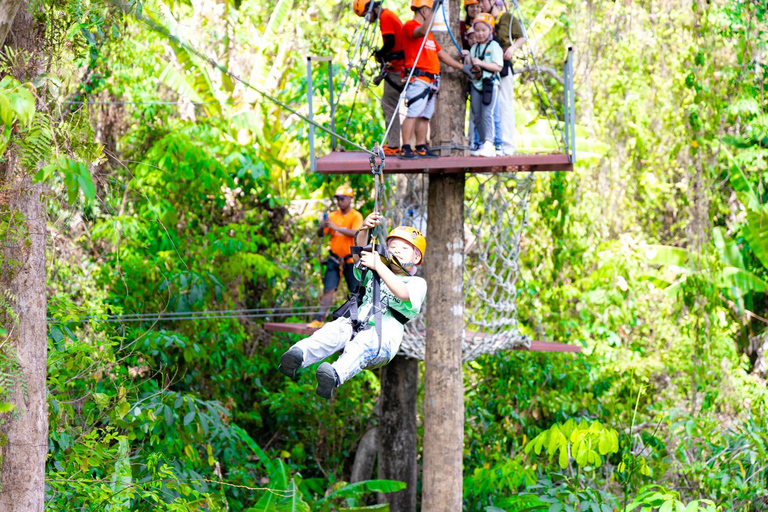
{"left": 315, "top": 151, "right": 573, "bottom": 174}
{"left": 263, "top": 323, "right": 581, "bottom": 353}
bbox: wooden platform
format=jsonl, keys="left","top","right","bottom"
{"left": 316, "top": 151, "right": 573, "bottom": 174}
{"left": 263, "top": 322, "right": 581, "bottom": 353}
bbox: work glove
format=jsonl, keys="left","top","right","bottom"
{"left": 461, "top": 64, "right": 475, "bottom": 78}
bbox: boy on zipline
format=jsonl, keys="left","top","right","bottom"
{"left": 353, "top": 0, "right": 405, "bottom": 156}
{"left": 279, "top": 212, "right": 427, "bottom": 399}
{"left": 307, "top": 185, "right": 364, "bottom": 329}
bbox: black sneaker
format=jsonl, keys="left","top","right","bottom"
{"left": 398, "top": 145, "right": 418, "bottom": 160}
{"left": 278, "top": 346, "right": 303, "bottom": 379}
{"left": 315, "top": 362, "right": 339, "bottom": 399}
{"left": 415, "top": 145, "right": 439, "bottom": 158}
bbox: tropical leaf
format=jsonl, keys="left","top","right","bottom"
{"left": 314, "top": 479, "right": 407, "bottom": 505}
{"left": 644, "top": 245, "right": 691, "bottom": 268}
{"left": 248, "top": 0, "right": 294, "bottom": 90}
{"left": 158, "top": 61, "right": 204, "bottom": 103}
{"left": 743, "top": 210, "right": 768, "bottom": 271}
{"left": 712, "top": 227, "right": 744, "bottom": 270}
{"left": 718, "top": 267, "right": 768, "bottom": 294}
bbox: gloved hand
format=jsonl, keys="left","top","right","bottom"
{"left": 373, "top": 49, "right": 384, "bottom": 63}
{"left": 461, "top": 64, "right": 474, "bottom": 78}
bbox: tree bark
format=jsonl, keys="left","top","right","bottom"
{"left": 421, "top": 1, "right": 467, "bottom": 510}
{"left": 350, "top": 426, "right": 378, "bottom": 483}
{"left": 0, "top": 3, "right": 48, "bottom": 511}
{"left": 0, "top": 0, "right": 24, "bottom": 47}
{"left": 378, "top": 355, "right": 418, "bottom": 512}
{"left": 423, "top": 173, "right": 465, "bottom": 512}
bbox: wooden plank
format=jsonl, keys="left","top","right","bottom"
{"left": 315, "top": 151, "right": 573, "bottom": 174}
{"left": 262, "top": 323, "right": 581, "bottom": 352}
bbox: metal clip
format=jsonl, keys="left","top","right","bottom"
{"left": 369, "top": 143, "right": 386, "bottom": 176}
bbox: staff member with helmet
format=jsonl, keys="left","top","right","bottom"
{"left": 308, "top": 185, "right": 364, "bottom": 329}
{"left": 353, "top": 0, "right": 406, "bottom": 156}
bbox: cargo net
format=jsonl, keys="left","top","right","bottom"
{"left": 380, "top": 173, "right": 535, "bottom": 362}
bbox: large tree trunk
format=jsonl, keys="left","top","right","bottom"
{"left": 378, "top": 355, "right": 418, "bottom": 512}
{"left": 422, "top": 1, "right": 467, "bottom": 510}
{"left": 423, "top": 173, "right": 465, "bottom": 512}
{"left": 0, "top": 3, "right": 48, "bottom": 511}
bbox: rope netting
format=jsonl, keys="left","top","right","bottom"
{"left": 378, "top": 172, "right": 535, "bottom": 362}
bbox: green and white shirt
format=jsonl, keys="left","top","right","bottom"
{"left": 353, "top": 267, "right": 427, "bottom": 350}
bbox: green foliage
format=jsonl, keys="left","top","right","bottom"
{"left": 27, "top": 0, "right": 768, "bottom": 510}
{"left": 525, "top": 418, "right": 619, "bottom": 470}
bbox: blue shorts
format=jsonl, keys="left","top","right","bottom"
{"left": 323, "top": 255, "right": 359, "bottom": 294}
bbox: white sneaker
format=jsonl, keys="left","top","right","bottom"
{"left": 503, "top": 148, "right": 516, "bottom": 156}
{"left": 477, "top": 141, "right": 496, "bottom": 158}
{"left": 495, "top": 149, "right": 504, "bottom": 156}
{"left": 470, "top": 147, "right": 481, "bottom": 156}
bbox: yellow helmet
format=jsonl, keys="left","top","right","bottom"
{"left": 411, "top": 0, "right": 434, "bottom": 11}
{"left": 473, "top": 12, "right": 495, "bottom": 29}
{"left": 334, "top": 185, "right": 354, "bottom": 197}
{"left": 387, "top": 226, "right": 427, "bottom": 265}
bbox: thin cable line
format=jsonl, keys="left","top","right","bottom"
{"left": 109, "top": 0, "right": 375, "bottom": 157}
{"left": 49, "top": 309, "right": 324, "bottom": 324}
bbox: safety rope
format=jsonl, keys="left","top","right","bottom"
{"left": 110, "top": 0, "right": 376, "bottom": 157}
{"left": 442, "top": 3, "right": 464, "bottom": 54}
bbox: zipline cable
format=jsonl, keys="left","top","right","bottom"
{"left": 50, "top": 308, "right": 325, "bottom": 324}
{"left": 109, "top": 0, "right": 375, "bottom": 157}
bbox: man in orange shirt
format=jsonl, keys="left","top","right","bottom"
{"left": 353, "top": 0, "right": 405, "bottom": 156}
{"left": 308, "top": 185, "right": 364, "bottom": 328}
{"left": 399, "top": 0, "right": 469, "bottom": 159}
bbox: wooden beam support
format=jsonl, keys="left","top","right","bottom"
{"left": 423, "top": 172, "right": 465, "bottom": 512}
{"left": 316, "top": 151, "right": 572, "bottom": 174}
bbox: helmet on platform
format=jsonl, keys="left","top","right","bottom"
{"left": 387, "top": 226, "right": 427, "bottom": 265}
{"left": 334, "top": 185, "right": 354, "bottom": 198}
{"left": 353, "top": 0, "right": 377, "bottom": 17}
{"left": 410, "top": 0, "right": 433, "bottom": 12}
{"left": 473, "top": 12, "right": 495, "bottom": 28}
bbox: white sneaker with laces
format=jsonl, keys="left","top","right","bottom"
{"left": 477, "top": 141, "right": 496, "bottom": 158}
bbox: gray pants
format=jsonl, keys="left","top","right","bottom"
{"left": 381, "top": 71, "right": 402, "bottom": 148}
{"left": 470, "top": 83, "right": 498, "bottom": 144}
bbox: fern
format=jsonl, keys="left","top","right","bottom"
{"left": 17, "top": 115, "right": 54, "bottom": 173}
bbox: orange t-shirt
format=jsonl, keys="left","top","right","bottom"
{"left": 402, "top": 19, "right": 442, "bottom": 82}
{"left": 325, "top": 209, "right": 363, "bottom": 258}
{"left": 379, "top": 9, "right": 405, "bottom": 72}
